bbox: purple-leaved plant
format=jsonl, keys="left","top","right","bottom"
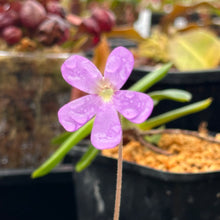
{"left": 58, "top": 46, "right": 153, "bottom": 149}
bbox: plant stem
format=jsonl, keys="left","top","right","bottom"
{"left": 139, "top": 129, "right": 220, "bottom": 144}
{"left": 113, "top": 136, "right": 123, "bottom": 220}
{"left": 131, "top": 129, "right": 172, "bottom": 156}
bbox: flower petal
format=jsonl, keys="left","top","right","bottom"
{"left": 113, "top": 90, "right": 154, "bottom": 123}
{"left": 104, "top": 47, "right": 134, "bottom": 90}
{"left": 91, "top": 104, "right": 122, "bottom": 149}
{"left": 58, "top": 95, "right": 99, "bottom": 132}
{"left": 61, "top": 55, "right": 103, "bottom": 94}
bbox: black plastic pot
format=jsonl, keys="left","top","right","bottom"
{"left": 0, "top": 165, "right": 77, "bottom": 220}
{"left": 72, "top": 147, "right": 220, "bottom": 220}
{"left": 125, "top": 67, "right": 220, "bottom": 132}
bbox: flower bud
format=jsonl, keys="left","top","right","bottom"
{"left": 80, "top": 17, "right": 100, "bottom": 36}
{"left": 9, "top": 2, "right": 22, "bottom": 13}
{"left": 37, "top": 14, "right": 69, "bottom": 45}
{"left": 2, "top": 25, "right": 22, "bottom": 45}
{"left": 46, "top": 1, "right": 65, "bottom": 18}
{"left": 0, "top": 9, "right": 19, "bottom": 30}
{"left": 20, "top": 0, "right": 46, "bottom": 29}
{"left": 91, "top": 8, "right": 115, "bottom": 32}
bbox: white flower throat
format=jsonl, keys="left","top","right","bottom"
{"left": 98, "top": 78, "right": 114, "bottom": 102}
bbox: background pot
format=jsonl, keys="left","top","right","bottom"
{"left": 0, "top": 51, "right": 75, "bottom": 169}
{"left": 72, "top": 146, "right": 220, "bottom": 220}
{"left": 125, "top": 67, "right": 220, "bottom": 132}
{"left": 0, "top": 164, "right": 77, "bottom": 220}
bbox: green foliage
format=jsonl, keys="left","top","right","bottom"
{"left": 32, "top": 119, "right": 94, "bottom": 178}
{"left": 149, "top": 89, "right": 192, "bottom": 105}
{"left": 129, "top": 63, "right": 172, "bottom": 92}
{"left": 138, "top": 98, "right": 212, "bottom": 130}
{"left": 75, "top": 144, "right": 99, "bottom": 172}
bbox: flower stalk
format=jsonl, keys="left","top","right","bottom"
{"left": 113, "top": 135, "right": 123, "bottom": 220}
{"left": 113, "top": 114, "right": 123, "bottom": 220}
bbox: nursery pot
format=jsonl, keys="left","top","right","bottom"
{"left": 0, "top": 51, "right": 76, "bottom": 169}
{"left": 72, "top": 146, "right": 220, "bottom": 220}
{"left": 126, "top": 67, "right": 220, "bottom": 132}
{"left": 0, "top": 165, "right": 77, "bottom": 220}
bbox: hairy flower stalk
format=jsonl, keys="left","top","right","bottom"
{"left": 114, "top": 115, "right": 123, "bottom": 220}
{"left": 58, "top": 46, "right": 154, "bottom": 219}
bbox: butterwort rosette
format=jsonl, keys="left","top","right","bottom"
{"left": 58, "top": 47, "right": 153, "bottom": 149}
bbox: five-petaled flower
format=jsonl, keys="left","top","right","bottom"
{"left": 58, "top": 47, "right": 153, "bottom": 149}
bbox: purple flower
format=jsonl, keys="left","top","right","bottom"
{"left": 58, "top": 47, "right": 153, "bottom": 149}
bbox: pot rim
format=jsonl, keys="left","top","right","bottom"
{"left": 135, "top": 65, "right": 220, "bottom": 74}
{"left": 131, "top": 66, "right": 220, "bottom": 84}
{"left": 0, "top": 50, "right": 82, "bottom": 59}
{"left": 72, "top": 145, "right": 220, "bottom": 182}
{"left": 0, "top": 164, "right": 73, "bottom": 185}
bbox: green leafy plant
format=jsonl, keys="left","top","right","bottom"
{"left": 32, "top": 62, "right": 211, "bottom": 178}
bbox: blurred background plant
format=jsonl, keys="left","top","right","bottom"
{"left": 0, "top": 0, "right": 116, "bottom": 51}
{"left": 133, "top": 0, "right": 220, "bottom": 71}
{"left": 1, "top": 0, "right": 220, "bottom": 70}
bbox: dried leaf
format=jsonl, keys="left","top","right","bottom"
{"left": 92, "top": 36, "right": 110, "bottom": 74}
{"left": 106, "top": 26, "right": 145, "bottom": 42}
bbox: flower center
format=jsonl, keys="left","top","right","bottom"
{"left": 99, "top": 87, "right": 114, "bottom": 102}
{"left": 98, "top": 78, "right": 114, "bottom": 102}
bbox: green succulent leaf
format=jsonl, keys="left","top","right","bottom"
{"left": 75, "top": 145, "right": 99, "bottom": 172}
{"left": 149, "top": 89, "right": 192, "bottom": 105}
{"left": 51, "top": 132, "right": 72, "bottom": 145}
{"left": 32, "top": 119, "right": 94, "bottom": 178}
{"left": 129, "top": 62, "right": 172, "bottom": 92}
{"left": 138, "top": 98, "right": 212, "bottom": 130}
